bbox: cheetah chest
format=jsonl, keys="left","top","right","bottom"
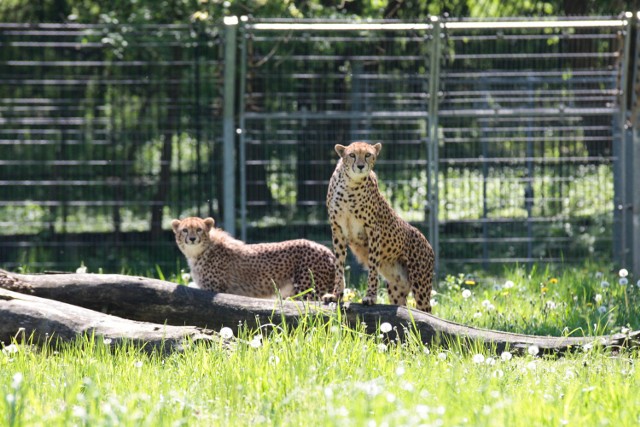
{"left": 336, "top": 210, "right": 368, "bottom": 246}
{"left": 329, "top": 187, "right": 369, "bottom": 247}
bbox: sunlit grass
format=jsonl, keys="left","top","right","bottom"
{"left": 1, "top": 264, "right": 639, "bottom": 426}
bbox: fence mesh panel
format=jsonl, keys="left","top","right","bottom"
{"left": 0, "top": 23, "right": 224, "bottom": 271}
{"left": 0, "top": 17, "right": 632, "bottom": 276}
{"left": 437, "top": 20, "right": 622, "bottom": 270}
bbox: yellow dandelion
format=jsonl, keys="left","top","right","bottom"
{"left": 549, "top": 278, "right": 558, "bottom": 284}
{"left": 541, "top": 286, "right": 548, "bottom": 294}
{"left": 342, "top": 288, "right": 356, "bottom": 302}
{"left": 464, "top": 279, "right": 477, "bottom": 286}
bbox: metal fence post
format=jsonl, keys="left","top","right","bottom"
{"left": 223, "top": 16, "right": 238, "bottom": 236}
{"left": 630, "top": 13, "right": 640, "bottom": 275}
{"left": 614, "top": 13, "right": 633, "bottom": 268}
{"left": 238, "top": 17, "right": 248, "bottom": 242}
{"left": 633, "top": 128, "right": 640, "bottom": 276}
{"left": 427, "top": 16, "right": 441, "bottom": 277}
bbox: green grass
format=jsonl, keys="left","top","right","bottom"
{"left": 2, "top": 265, "right": 640, "bottom": 426}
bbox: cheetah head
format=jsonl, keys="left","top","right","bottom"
{"left": 171, "top": 217, "right": 215, "bottom": 258}
{"left": 335, "top": 141, "right": 382, "bottom": 181}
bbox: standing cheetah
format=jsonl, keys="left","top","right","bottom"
{"left": 323, "top": 142, "right": 435, "bottom": 312}
{"left": 172, "top": 217, "right": 335, "bottom": 299}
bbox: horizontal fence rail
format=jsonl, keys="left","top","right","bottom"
{"left": 1, "top": 15, "right": 639, "bottom": 277}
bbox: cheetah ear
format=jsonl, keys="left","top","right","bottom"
{"left": 373, "top": 143, "right": 382, "bottom": 155}
{"left": 335, "top": 144, "right": 347, "bottom": 158}
{"left": 171, "top": 219, "right": 181, "bottom": 233}
{"left": 203, "top": 217, "right": 215, "bottom": 229}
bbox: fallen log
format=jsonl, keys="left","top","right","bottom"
{"left": 1, "top": 269, "right": 638, "bottom": 355}
{"left": 0, "top": 286, "right": 218, "bottom": 354}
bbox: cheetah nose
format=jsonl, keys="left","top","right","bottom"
{"left": 188, "top": 237, "right": 196, "bottom": 243}
{"left": 357, "top": 164, "right": 365, "bottom": 170}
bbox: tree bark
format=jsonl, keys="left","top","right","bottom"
{"left": 1, "top": 269, "right": 638, "bottom": 355}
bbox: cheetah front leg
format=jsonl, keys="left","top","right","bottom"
{"left": 323, "top": 221, "right": 347, "bottom": 303}
{"left": 362, "top": 229, "right": 381, "bottom": 305}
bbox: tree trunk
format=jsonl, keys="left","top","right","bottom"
{"left": 0, "top": 287, "right": 219, "bottom": 354}
{"left": 1, "top": 269, "right": 638, "bottom": 356}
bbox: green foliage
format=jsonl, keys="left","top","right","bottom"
{"left": 0, "top": 0, "right": 628, "bottom": 24}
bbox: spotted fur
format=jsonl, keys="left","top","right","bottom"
{"left": 172, "top": 217, "right": 335, "bottom": 299}
{"left": 323, "top": 142, "right": 435, "bottom": 312}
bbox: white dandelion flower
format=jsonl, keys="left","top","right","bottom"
{"left": 503, "top": 280, "right": 514, "bottom": 289}
{"left": 437, "top": 352, "right": 447, "bottom": 361}
{"left": 527, "top": 345, "right": 539, "bottom": 356}
{"left": 594, "top": 293, "right": 602, "bottom": 303}
{"left": 619, "top": 268, "right": 629, "bottom": 278}
{"left": 380, "top": 322, "right": 393, "bottom": 333}
{"left": 462, "top": 289, "right": 472, "bottom": 299}
{"left": 619, "top": 277, "right": 628, "bottom": 286}
{"left": 501, "top": 351, "right": 513, "bottom": 361}
{"left": 472, "top": 354, "right": 485, "bottom": 364}
{"left": 220, "top": 327, "right": 234, "bottom": 340}
{"left": 72, "top": 406, "right": 87, "bottom": 418}
{"left": 2, "top": 344, "right": 19, "bottom": 355}
{"left": 12, "top": 372, "right": 23, "bottom": 388}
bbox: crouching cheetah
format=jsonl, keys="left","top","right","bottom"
{"left": 172, "top": 217, "right": 335, "bottom": 299}
{"left": 323, "top": 142, "right": 435, "bottom": 312}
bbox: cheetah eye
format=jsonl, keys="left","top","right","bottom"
{"left": 349, "top": 153, "right": 356, "bottom": 159}
{"left": 365, "top": 153, "right": 371, "bottom": 158}
{"left": 196, "top": 228, "right": 203, "bottom": 233}
{"left": 181, "top": 229, "right": 188, "bottom": 234}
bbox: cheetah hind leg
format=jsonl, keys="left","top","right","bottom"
{"left": 385, "top": 278, "right": 408, "bottom": 307}
{"left": 408, "top": 263, "right": 432, "bottom": 313}
{"left": 292, "top": 269, "right": 318, "bottom": 301}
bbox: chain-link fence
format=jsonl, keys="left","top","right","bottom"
{"left": 1, "top": 16, "right": 639, "bottom": 276}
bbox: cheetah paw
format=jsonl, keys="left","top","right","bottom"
{"left": 321, "top": 293, "right": 341, "bottom": 304}
{"left": 361, "top": 296, "right": 377, "bottom": 305}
